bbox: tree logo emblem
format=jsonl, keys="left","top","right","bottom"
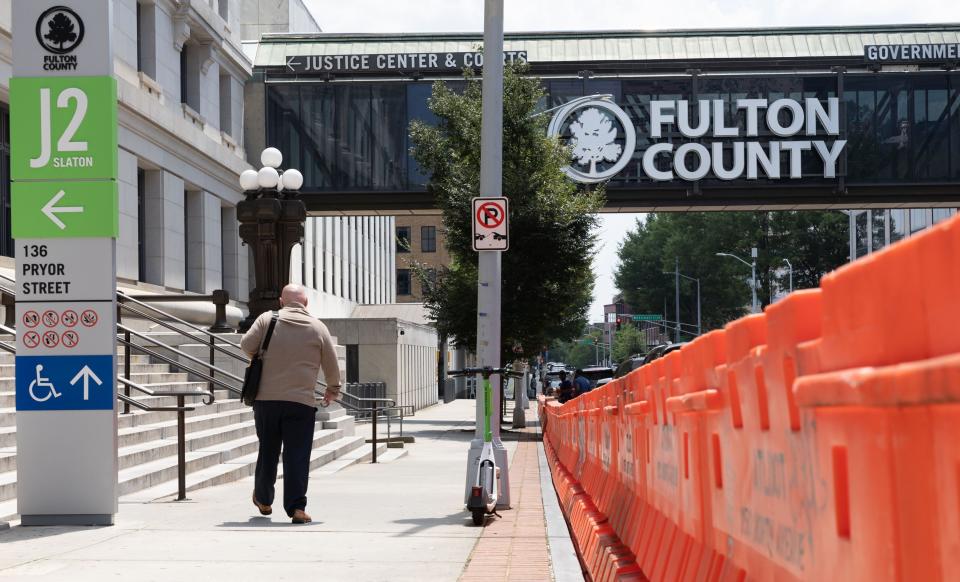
{"left": 547, "top": 95, "right": 636, "bottom": 184}
{"left": 35, "top": 6, "right": 85, "bottom": 55}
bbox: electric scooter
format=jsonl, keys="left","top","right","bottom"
{"left": 449, "top": 366, "right": 522, "bottom": 525}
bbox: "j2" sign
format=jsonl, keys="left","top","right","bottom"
{"left": 10, "top": 75, "right": 117, "bottom": 181}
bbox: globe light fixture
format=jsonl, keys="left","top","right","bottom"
{"left": 257, "top": 166, "right": 280, "bottom": 189}
{"left": 239, "top": 169, "right": 260, "bottom": 192}
{"left": 261, "top": 147, "right": 283, "bottom": 169}
{"left": 281, "top": 168, "right": 304, "bottom": 191}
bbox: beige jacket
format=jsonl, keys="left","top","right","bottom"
{"left": 240, "top": 303, "right": 342, "bottom": 408}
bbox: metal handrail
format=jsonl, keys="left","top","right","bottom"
{"left": 1, "top": 278, "right": 410, "bottom": 469}
{"left": 118, "top": 292, "right": 246, "bottom": 357}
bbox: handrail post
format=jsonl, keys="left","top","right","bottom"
{"left": 371, "top": 400, "right": 378, "bottom": 463}
{"left": 208, "top": 289, "right": 233, "bottom": 333}
{"left": 208, "top": 335, "right": 216, "bottom": 402}
{"left": 123, "top": 329, "right": 131, "bottom": 415}
{"left": 177, "top": 395, "right": 187, "bottom": 501}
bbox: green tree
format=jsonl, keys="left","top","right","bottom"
{"left": 410, "top": 66, "right": 603, "bottom": 362}
{"left": 615, "top": 211, "right": 847, "bottom": 339}
{"left": 611, "top": 324, "right": 647, "bottom": 362}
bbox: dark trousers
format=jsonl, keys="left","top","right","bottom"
{"left": 253, "top": 400, "right": 316, "bottom": 517}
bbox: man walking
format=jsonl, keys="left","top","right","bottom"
{"left": 241, "top": 284, "right": 342, "bottom": 524}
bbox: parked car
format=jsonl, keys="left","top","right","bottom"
{"left": 578, "top": 366, "right": 616, "bottom": 389}
{"left": 614, "top": 354, "right": 645, "bottom": 379}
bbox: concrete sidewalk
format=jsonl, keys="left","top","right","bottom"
{"left": 0, "top": 400, "right": 578, "bottom": 582}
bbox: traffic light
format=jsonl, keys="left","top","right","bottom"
{"left": 616, "top": 316, "right": 623, "bottom": 330}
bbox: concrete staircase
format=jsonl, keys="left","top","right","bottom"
{"left": 0, "top": 349, "right": 375, "bottom": 521}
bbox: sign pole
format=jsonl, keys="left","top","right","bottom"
{"left": 465, "top": 0, "right": 510, "bottom": 509}
{"left": 12, "top": 0, "right": 118, "bottom": 526}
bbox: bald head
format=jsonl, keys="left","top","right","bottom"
{"left": 280, "top": 284, "right": 308, "bottom": 308}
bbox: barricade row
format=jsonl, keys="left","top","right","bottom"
{"left": 540, "top": 213, "right": 960, "bottom": 581}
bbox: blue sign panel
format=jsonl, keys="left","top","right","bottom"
{"left": 16, "top": 355, "right": 114, "bottom": 411}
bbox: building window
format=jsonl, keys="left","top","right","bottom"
{"left": 0, "top": 106, "right": 10, "bottom": 258}
{"left": 890, "top": 209, "right": 908, "bottom": 245}
{"left": 137, "top": 168, "right": 146, "bottom": 282}
{"left": 180, "top": 46, "right": 189, "bottom": 104}
{"left": 179, "top": 44, "right": 200, "bottom": 111}
{"left": 910, "top": 209, "right": 930, "bottom": 234}
{"left": 421, "top": 225, "right": 436, "bottom": 253}
{"left": 345, "top": 345, "right": 359, "bottom": 384}
{"left": 217, "top": 0, "right": 228, "bottom": 20}
{"left": 136, "top": 1, "right": 142, "bottom": 72}
{"left": 397, "top": 269, "right": 411, "bottom": 296}
{"left": 396, "top": 226, "right": 411, "bottom": 253}
{"left": 219, "top": 74, "right": 232, "bottom": 136}
{"left": 933, "top": 209, "right": 954, "bottom": 223}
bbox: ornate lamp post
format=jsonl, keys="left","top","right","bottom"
{"left": 236, "top": 148, "right": 306, "bottom": 331}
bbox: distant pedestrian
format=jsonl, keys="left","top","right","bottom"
{"left": 573, "top": 369, "right": 592, "bottom": 397}
{"left": 557, "top": 371, "right": 574, "bottom": 403}
{"left": 241, "top": 284, "right": 342, "bottom": 524}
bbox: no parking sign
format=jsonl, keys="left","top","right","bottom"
{"left": 472, "top": 197, "right": 509, "bottom": 251}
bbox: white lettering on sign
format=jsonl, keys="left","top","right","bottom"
{"left": 31, "top": 86, "right": 90, "bottom": 170}
{"left": 865, "top": 43, "right": 960, "bottom": 63}
{"left": 641, "top": 97, "right": 845, "bottom": 182}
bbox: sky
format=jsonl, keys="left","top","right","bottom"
{"left": 305, "top": 0, "right": 960, "bottom": 321}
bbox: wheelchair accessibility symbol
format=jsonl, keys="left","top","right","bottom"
{"left": 29, "top": 364, "right": 61, "bottom": 402}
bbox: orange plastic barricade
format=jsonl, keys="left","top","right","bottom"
{"left": 536, "top": 209, "right": 960, "bottom": 582}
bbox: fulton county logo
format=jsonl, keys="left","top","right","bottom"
{"left": 549, "top": 94, "right": 847, "bottom": 184}
{"left": 547, "top": 95, "right": 636, "bottom": 184}
{"left": 36, "top": 6, "right": 85, "bottom": 56}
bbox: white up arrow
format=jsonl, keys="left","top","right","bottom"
{"left": 42, "top": 190, "right": 84, "bottom": 230}
{"left": 70, "top": 365, "right": 103, "bottom": 401}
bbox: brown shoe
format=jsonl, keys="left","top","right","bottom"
{"left": 291, "top": 509, "right": 312, "bottom": 524}
{"left": 252, "top": 492, "right": 272, "bottom": 516}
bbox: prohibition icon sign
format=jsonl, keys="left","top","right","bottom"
{"left": 81, "top": 309, "right": 99, "bottom": 328}
{"left": 61, "top": 330, "right": 79, "bottom": 348}
{"left": 22, "top": 311, "right": 40, "bottom": 328}
{"left": 23, "top": 331, "right": 40, "bottom": 349}
{"left": 61, "top": 310, "right": 79, "bottom": 328}
{"left": 476, "top": 202, "right": 505, "bottom": 228}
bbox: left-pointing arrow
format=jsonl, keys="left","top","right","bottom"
{"left": 69, "top": 365, "right": 103, "bottom": 401}
{"left": 42, "top": 190, "right": 84, "bottom": 230}
{"left": 286, "top": 56, "right": 302, "bottom": 72}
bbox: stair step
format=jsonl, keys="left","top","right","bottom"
{"left": 120, "top": 434, "right": 364, "bottom": 503}
{"left": 312, "top": 439, "right": 384, "bottom": 475}
{"left": 376, "top": 449, "right": 410, "bottom": 463}
{"left": 117, "top": 408, "right": 254, "bottom": 448}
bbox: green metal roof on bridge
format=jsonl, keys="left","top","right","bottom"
{"left": 252, "top": 24, "right": 960, "bottom": 68}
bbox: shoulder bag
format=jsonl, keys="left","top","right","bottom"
{"left": 241, "top": 311, "right": 279, "bottom": 406}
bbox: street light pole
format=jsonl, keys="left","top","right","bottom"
{"left": 783, "top": 258, "right": 793, "bottom": 293}
{"left": 716, "top": 250, "right": 759, "bottom": 314}
{"left": 466, "top": 0, "right": 509, "bottom": 509}
{"left": 674, "top": 257, "right": 681, "bottom": 343}
{"left": 237, "top": 148, "right": 305, "bottom": 331}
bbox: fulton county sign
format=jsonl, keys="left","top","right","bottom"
{"left": 548, "top": 94, "right": 846, "bottom": 185}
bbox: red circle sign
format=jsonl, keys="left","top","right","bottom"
{"left": 80, "top": 309, "right": 99, "bottom": 328}
{"left": 42, "top": 310, "right": 60, "bottom": 328}
{"left": 42, "top": 330, "right": 59, "bottom": 348}
{"left": 22, "top": 311, "right": 40, "bottom": 328}
{"left": 476, "top": 202, "right": 505, "bottom": 229}
{"left": 61, "top": 330, "right": 79, "bottom": 348}
{"left": 61, "top": 310, "right": 79, "bottom": 328}
{"left": 23, "top": 331, "right": 40, "bottom": 349}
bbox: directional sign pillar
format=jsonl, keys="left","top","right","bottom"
{"left": 12, "top": 0, "right": 118, "bottom": 526}
{"left": 465, "top": 0, "right": 511, "bottom": 509}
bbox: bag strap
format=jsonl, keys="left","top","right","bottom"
{"left": 257, "top": 311, "right": 280, "bottom": 356}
